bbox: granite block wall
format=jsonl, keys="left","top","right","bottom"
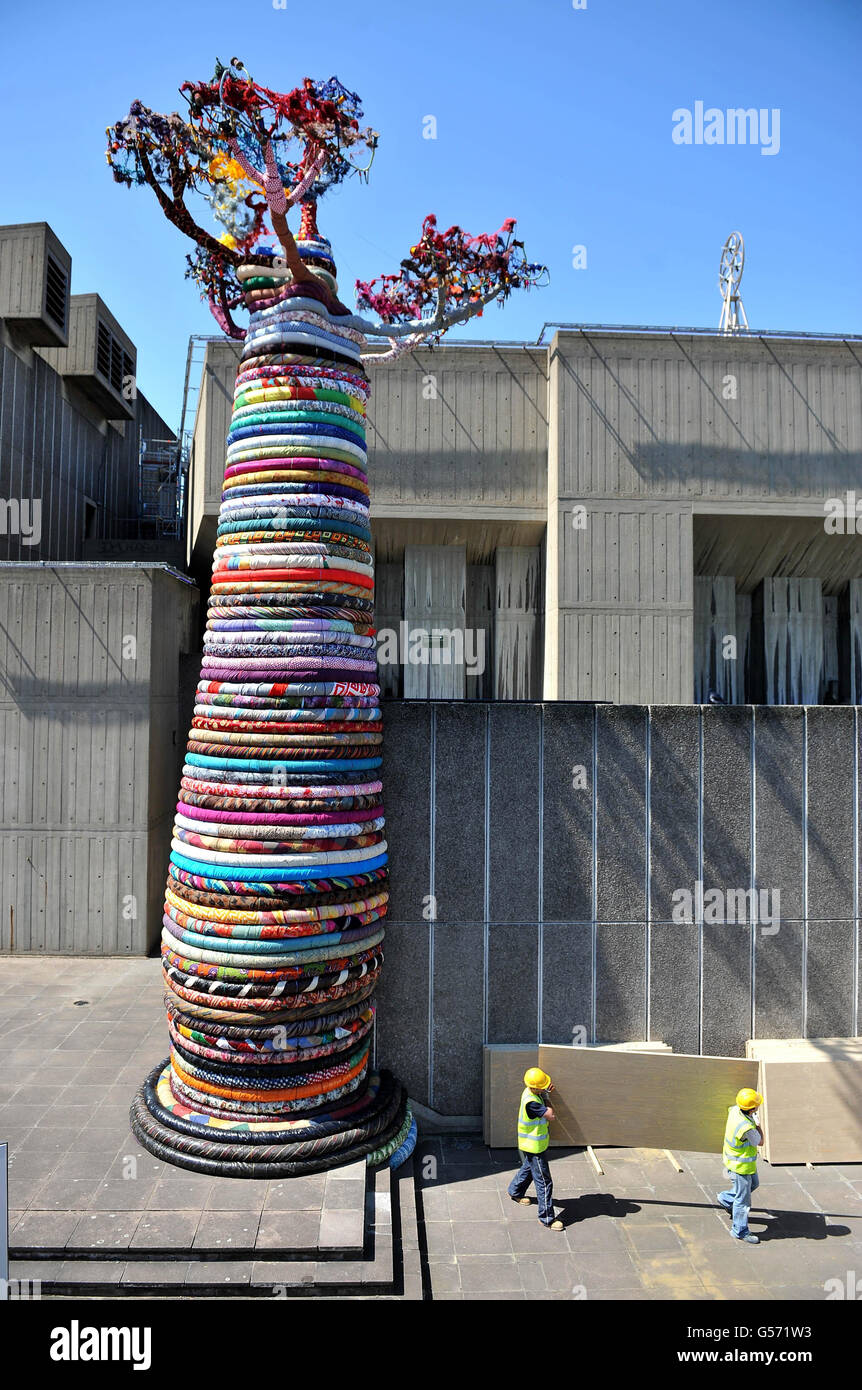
{"left": 376, "top": 701, "right": 861, "bottom": 1114}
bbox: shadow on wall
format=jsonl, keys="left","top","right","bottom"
{"left": 632, "top": 442, "right": 862, "bottom": 492}
{"left": 0, "top": 570, "right": 155, "bottom": 700}
{"left": 559, "top": 338, "right": 857, "bottom": 488}
{"left": 366, "top": 346, "right": 549, "bottom": 502}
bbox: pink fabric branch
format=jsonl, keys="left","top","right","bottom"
{"left": 262, "top": 139, "right": 287, "bottom": 215}
{"left": 226, "top": 137, "right": 264, "bottom": 186}
{"left": 345, "top": 283, "right": 505, "bottom": 340}
{"left": 364, "top": 334, "right": 424, "bottom": 364}
{"left": 227, "top": 136, "right": 324, "bottom": 214}
{"left": 208, "top": 294, "right": 246, "bottom": 340}
{"left": 287, "top": 148, "right": 326, "bottom": 208}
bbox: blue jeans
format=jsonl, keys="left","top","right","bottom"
{"left": 718, "top": 1169, "right": 759, "bottom": 1237}
{"left": 508, "top": 1151, "right": 555, "bottom": 1225}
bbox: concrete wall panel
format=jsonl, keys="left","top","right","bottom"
{"left": 0, "top": 565, "right": 198, "bottom": 953}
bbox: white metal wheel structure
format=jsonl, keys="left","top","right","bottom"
{"left": 718, "top": 231, "right": 749, "bottom": 334}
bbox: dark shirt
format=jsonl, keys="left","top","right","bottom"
{"left": 525, "top": 1100, "right": 548, "bottom": 1119}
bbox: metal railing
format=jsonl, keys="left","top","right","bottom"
{"left": 535, "top": 321, "right": 862, "bottom": 346}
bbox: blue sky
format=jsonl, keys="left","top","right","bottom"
{"left": 1, "top": 0, "right": 859, "bottom": 427}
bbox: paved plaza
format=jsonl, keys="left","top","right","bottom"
{"left": 415, "top": 1136, "right": 862, "bottom": 1300}
{"left": 2, "top": 958, "right": 861, "bottom": 1300}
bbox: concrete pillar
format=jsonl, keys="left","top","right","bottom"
{"left": 543, "top": 340, "right": 694, "bottom": 703}
{"left": 403, "top": 544, "right": 467, "bottom": 698}
{"left": 0, "top": 564, "right": 198, "bottom": 952}
{"left": 840, "top": 579, "right": 862, "bottom": 703}
{"left": 735, "top": 594, "right": 752, "bottom": 704}
{"left": 375, "top": 561, "right": 403, "bottom": 698}
{"left": 466, "top": 563, "right": 494, "bottom": 700}
{"left": 823, "top": 595, "right": 839, "bottom": 702}
{"left": 494, "top": 546, "right": 543, "bottom": 699}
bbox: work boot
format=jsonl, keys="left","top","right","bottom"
{"left": 732, "top": 1230, "right": 759, "bottom": 1244}
{"left": 510, "top": 1196, "right": 532, "bottom": 1206}
{"left": 549, "top": 1220, "right": 564, "bottom": 1232}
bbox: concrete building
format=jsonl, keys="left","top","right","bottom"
{"left": 188, "top": 327, "right": 862, "bottom": 705}
{"left": 0, "top": 222, "right": 183, "bottom": 565}
{"left": 0, "top": 223, "right": 197, "bottom": 955}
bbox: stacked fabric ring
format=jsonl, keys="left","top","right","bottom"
{"left": 130, "top": 214, "right": 414, "bottom": 1177}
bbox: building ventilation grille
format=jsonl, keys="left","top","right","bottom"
{"left": 96, "top": 320, "right": 133, "bottom": 397}
{"left": 44, "top": 255, "right": 68, "bottom": 332}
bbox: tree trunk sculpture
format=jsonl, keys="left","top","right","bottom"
{"left": 108, "top": 60, "right": 545, "bottom": 1176}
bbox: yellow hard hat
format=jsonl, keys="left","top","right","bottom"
{"left": 524, "top": 1067, "right": 551, "bottom": 1090}
{"left": 736, "top": 1088, "right": 763, "bottom": 1111}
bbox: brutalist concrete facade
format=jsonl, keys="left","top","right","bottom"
{"left": 0, "top": 221, "right": 178, "bottom": 564}
{"left": 186, "top": 330, "right": 862, "bottom": 705}
{"left": 0, "top": 564, "right": 199, "bottom": 953}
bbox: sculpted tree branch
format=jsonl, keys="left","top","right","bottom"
{"left": 106, "top": 60, "right": 546, "bottom": 348}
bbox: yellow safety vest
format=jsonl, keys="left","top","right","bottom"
{"left": 723, "top": 1104, "right": 759, "bottom": 1175}
{"left": 517, "top": 1087, "right": 549, "bottom": 1154}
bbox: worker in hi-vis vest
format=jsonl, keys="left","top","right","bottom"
{"left": 507, "top": 1067, "right": 564, "bottom": 1231}
{"left": 717, "top": 1087, "right": 765, "bottom": 1244}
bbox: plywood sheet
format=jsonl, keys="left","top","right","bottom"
{"left": 484, "top": 1044, "right": 758, "bottom": 1153}
{"left": 746, "top": 1038, "right": 862, "bottom": 1163}
{"left": 746, "top": 1037, "right": 862, "bottom": 1060}
{"left": 482, "top": 1043, "right": 671, "bottom": 1152}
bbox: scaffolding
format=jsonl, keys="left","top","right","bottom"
{"left": 116, "top": 335, "right": 226, "bottom": 549}
{"left": 134, "top": 333, "right": 219, "bottom": 542}
{"left": 178, "top": 335, "right": 215, "bottom": 444}
{"left": 137, "top": 434, "right": 186, "bottom": 539}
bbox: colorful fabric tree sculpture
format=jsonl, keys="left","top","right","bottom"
{"left": 108, "top": 59, "right": 546, "bottom": 1176}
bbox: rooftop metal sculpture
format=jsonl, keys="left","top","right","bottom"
{"left": 718, "top": 231, "right": 749, "bottom": 334}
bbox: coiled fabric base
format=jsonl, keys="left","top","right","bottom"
{"left": 131, "top": 1061, "right": 413, "bottom": 1176}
